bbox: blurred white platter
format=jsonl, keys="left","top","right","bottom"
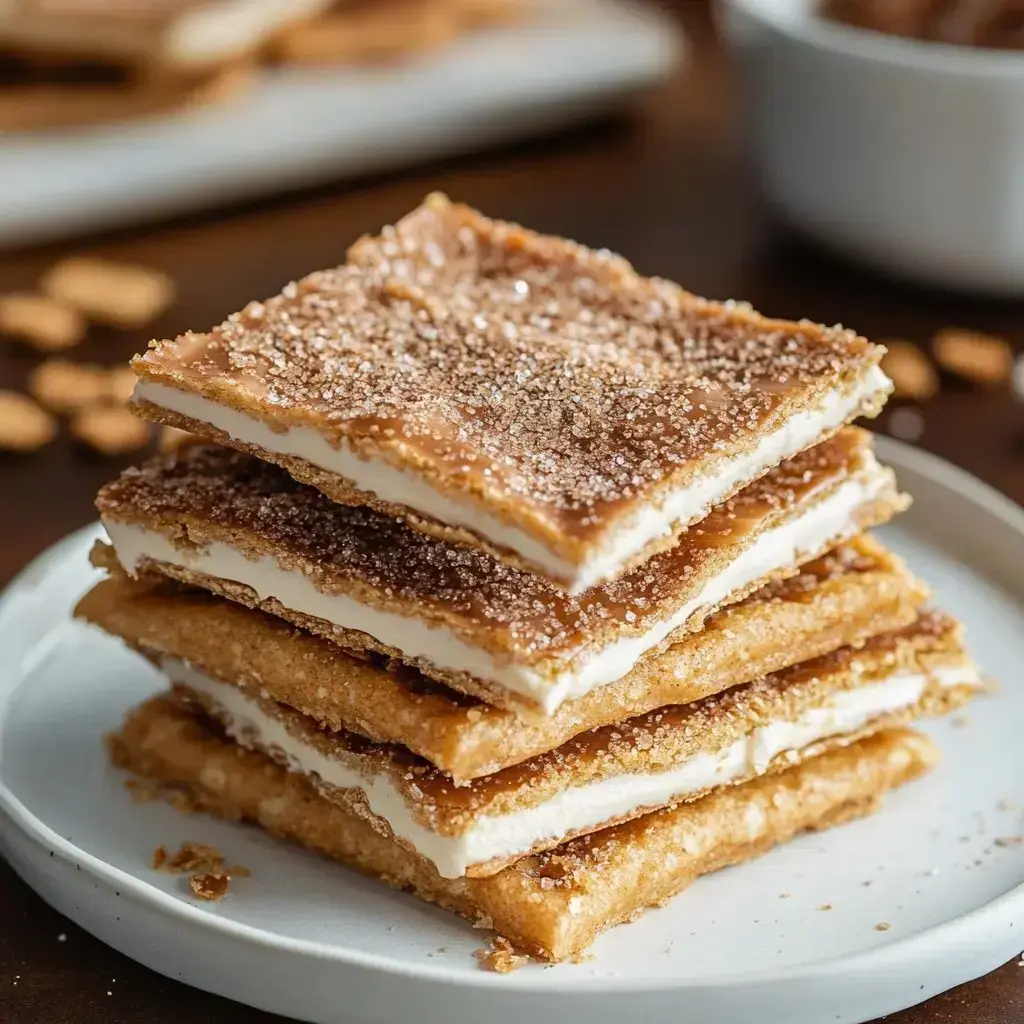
{"left": 0, "top": 0, "right": 680, "bottom": 246}
{"left": 0, "top": 437, "right": 1022, "bottom": 1024}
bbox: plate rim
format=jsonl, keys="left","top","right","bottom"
{"left": 1, "top": 436, "right": 1022, "bottom": 995}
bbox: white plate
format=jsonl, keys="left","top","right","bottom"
{"left": 0, "top": 436, "right": 1022, "bottom": 1024}
{"left": 0, "top": 0, "right": 680, "bottom": 247}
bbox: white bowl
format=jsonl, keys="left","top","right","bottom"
{"left": 718, "top": 0, "right": 1024, "bottom": 296}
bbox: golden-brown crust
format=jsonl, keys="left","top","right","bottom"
{"left": 76, "top": 535, "right": 928, "bottom": 781}
{"left": 108, "top": 699, "right": 939, "bottom": 962}
{"left": 130, "top": 193, "right": 888, "bottom": 583}
{"left": 162, "top": 613, "right": 975, "bottom": 876}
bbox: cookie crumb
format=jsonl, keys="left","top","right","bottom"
{"left": 951, "top": 714, "right": 970, "bottom": 728}
{"left": 0, "top": 292, "right": 86, "bottom": 351}
{"left": 153, "top": 841, "right": 224, "bottom": 874}
{"left": 28, "top": 359, "right": 108, "bottom": 413}
{"left": 875, "top": 922, "right": 891, "bottom": 932}
{"left": 880, "top": 341, "right": 938, "bottom": 401}
{"left": 189, "top": 871, "right": 230, "bottom": 902}
{"left": 997, "top": 799, "right": 1015, "bottom": 812}
{"left": 932, "top": 327, "right": 1013, "bottom": 385}
{"left": 227, "top": 864, "right": 252, "bottom": 878}
{"left": 125, "top": 777, "right": 160, "bottom": 803}
{"left": 41, "top": 257, "right": 175, "bottom": 329}
{"left": 474, "top": 936, "right": 529, "bottom": 973}
{"left": 818, "top": 903, "right": 833, "bottom": 911}
{"left": 994, "top": 836, "right": 1024, "bottom": 848}
{"left": 71, "top": 406, "right": 150, "bottom": 455}
{"left": 778, "top": 892, "right": 791, "bottom": 899}
{"left": 0, "top": 391, "right": 57, "bottom": 451}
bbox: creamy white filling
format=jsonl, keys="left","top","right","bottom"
{"left": 164, "top": 658, "right": 979, "bottom": 878}
{"left": 103, "top": 464, "right": 887, "bottom": 715}
{"left": 134, "top": 365, "right": 889, "bottom": 593}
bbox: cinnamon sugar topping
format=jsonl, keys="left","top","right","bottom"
{"left": 136, "top": 195, "right": 882, "bottom": 535}
{"left": 97, "top": 430, "right": 878, "bottom": 661}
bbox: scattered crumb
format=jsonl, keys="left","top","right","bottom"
{"left": 861, "top": 880, "right": 873, "bottom": 887}
{"left": 28, "top": 359, "right": 108, "bottom": 413}
{"left": 152, "top": 841, "right": 224, "bottom": 874}
{"left": 818, "top": 904, "right": 833, "bottom": 911}
{"left": 0, "top": 390, "right": 57, "bottom": 451}
{"left": 887, "top": 406, "right": 924, "bottom": 442}
{"left": 40, "top": 257, "right": 175, "bottom": 329}
{"left": 932, "top": 327, "right": 1013, "bottom": 385}
{"left": 994, "top": 836, "right": 1024, "bottom": 848}
{"left": 778, "top": 892, "right": 791, "bottom": 899}
{"left": 997, "top": 800, "right": 1015, "bottom": 812}
{"left": 57, "top": 933, "right": 66, "bottom": 942}
{"left": 189, "top": 871, "right": 230, "bottom": 902}
{"left": 124, "top": 777, "right": 160, "bottom": 803}
{"left": 0, "top": 292, "right": 86, "bottom": 352}
{"left": 875, "top": 922, "right": 891, "bottom": 932}
{"left": 880, "top": 341, "right": 939, "bottom": 401}
{"left": 951, "top": 714, "right": 970, "bottom": 728}
{"left": 71, "top": 405, "right": 150, "bottom": 455}
{"left": 474, "top": 936, "right": 529, "bottom": 973}
{"left": 227, "top": 864, "right": 252, "bottom": 878}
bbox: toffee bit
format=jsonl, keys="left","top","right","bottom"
{"left": 153, "top": 841, "right": 224, "bottom": 874}
{"left": 189, "top": 871, "right": 230, "bottom": 901}
{"left": 474, "top": 936, "right": 529, "bottom": 972}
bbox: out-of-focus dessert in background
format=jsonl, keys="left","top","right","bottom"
{"left": 0, "top": 0, "right": 523, "bottom": 132}
{"left": 820, "top": 0, "right": 1024, "bottom": 50}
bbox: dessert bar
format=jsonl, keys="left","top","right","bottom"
{"left": 109, "top": 704, "right": 940, "bottom": 963}
{"left": 130, "top": 194, "right": 891, "bottom": 591}
{"left": 79, "top": 536, "right": 927, "bottom": 782}
{"left": 96, "top": 430, "right": 906, "bottom": 716}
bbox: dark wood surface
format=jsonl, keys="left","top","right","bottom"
{"left": 1, "top": 4, "right": 1022, "bottom": 1022}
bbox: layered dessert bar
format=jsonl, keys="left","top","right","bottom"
{"left": 95, "top": 429, "right": 906, "bottom": 716}
{"left": 110, "top": 709, "right": 940, "bottom": 963}
{"left": 103, "top": 614, "right": 978, "bottom": 878}
{"left": 80, "top": 536, "right": 927, "bottom": 782}
{"left": 129, "top": 194, "right": 892, "bottom": 592}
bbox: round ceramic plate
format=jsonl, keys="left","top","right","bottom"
{"left": 1, "top": 437, "right": 1022, "bottom": 1024}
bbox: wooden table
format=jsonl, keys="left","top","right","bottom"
{"left": 1, "top": 4, "right": 1021, "bottom": 1021}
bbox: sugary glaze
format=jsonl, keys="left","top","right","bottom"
{"left": 78, "top": 536, "right": 929, "bottom": 782}
{"left": 167, "top": 613, "right": 975, "bottom": 876}
{"left": 95, "top": 429, "right": 895, "bottom": 669}
{"left": 109, "top": 708, "right": 938, "bottom": 962}
{"left": 131, "top": 194, "right": 888, "bottom": 583}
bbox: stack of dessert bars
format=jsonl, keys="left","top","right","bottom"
{"left": 77, "top": 196, "right": 982, "bottom": 964}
